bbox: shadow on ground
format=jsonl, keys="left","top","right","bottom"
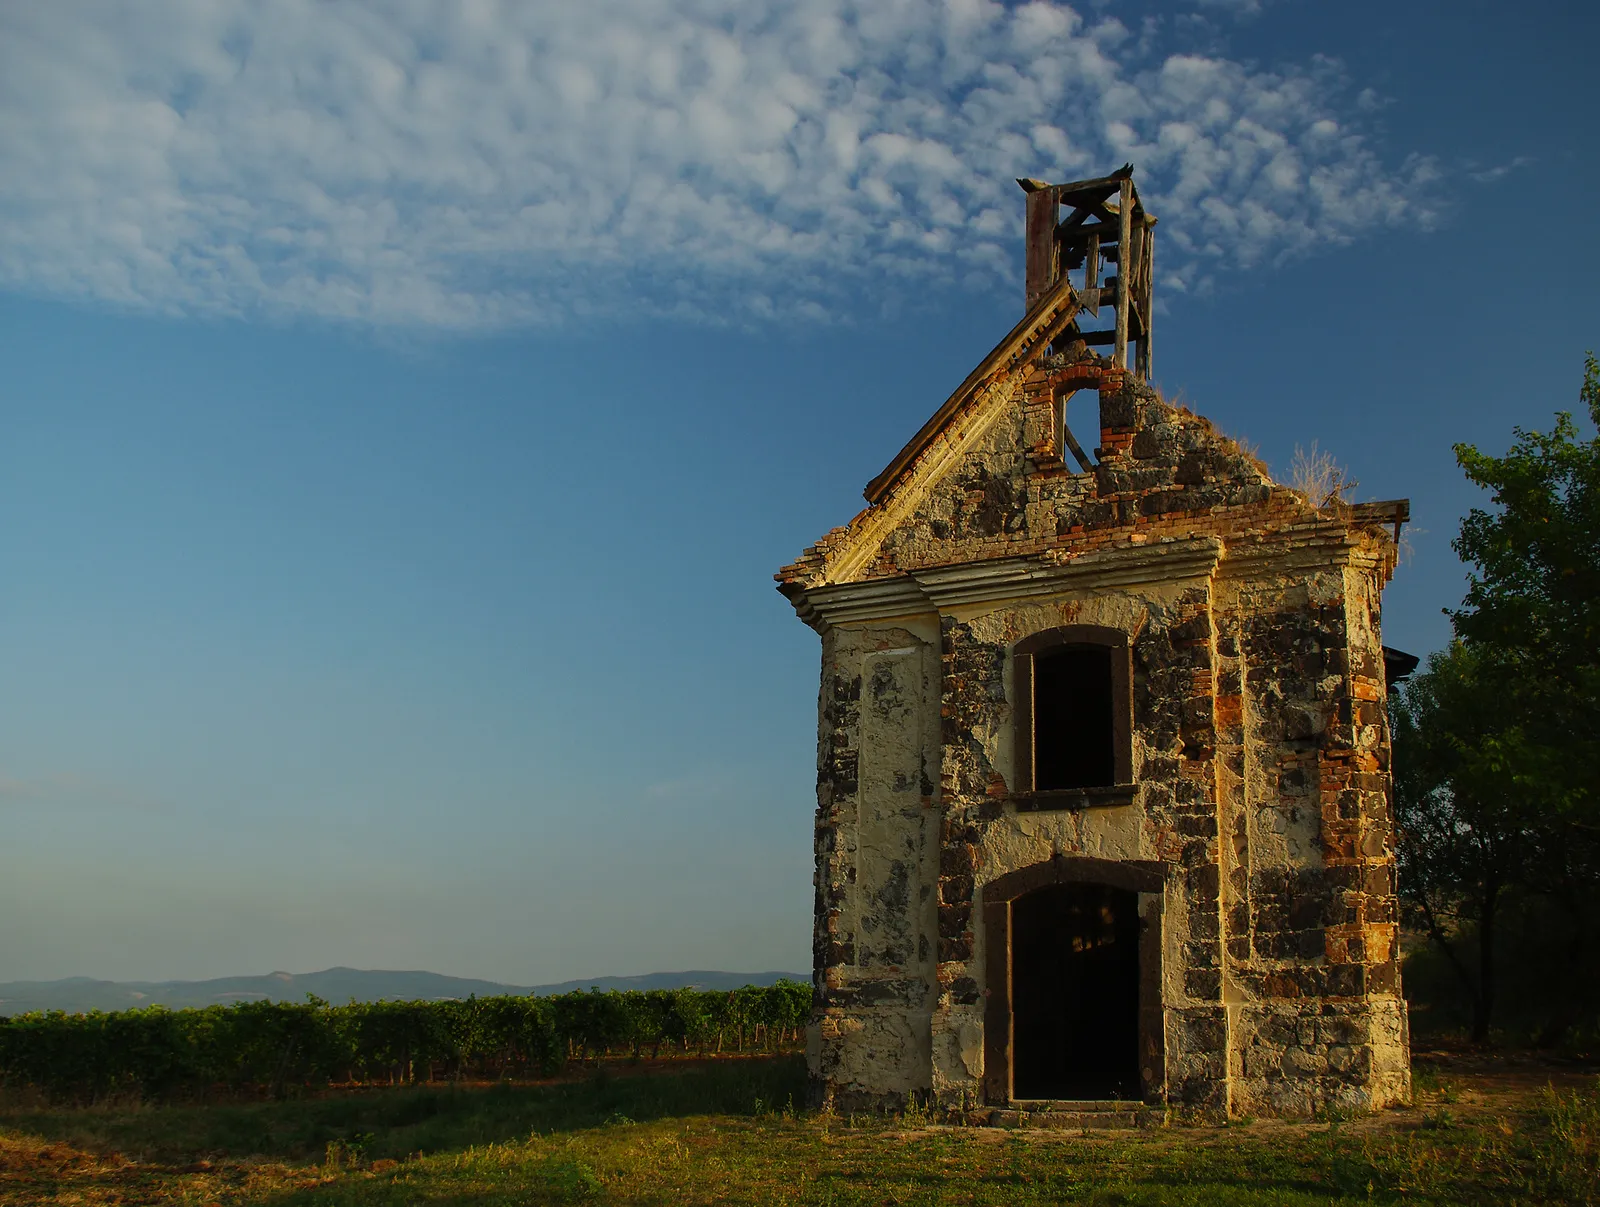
{"left": 0, "top": 1054, "right": 807, "bottom": 1165}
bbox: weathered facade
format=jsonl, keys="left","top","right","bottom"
{"left": 777, "top": 170, "right": 1411, "bottom": 1118}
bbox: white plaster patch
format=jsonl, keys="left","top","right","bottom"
{"left": 1254, "top": 803, "right": 1321, "bottom": 866}
{"left": 957, "top": 1020, "right": 984, "bottom": 1079}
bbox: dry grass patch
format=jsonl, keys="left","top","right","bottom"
{"left": 3, "top": 1052, "right": 1596, "bottom": 1205}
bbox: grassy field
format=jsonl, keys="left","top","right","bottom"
{"left": 2, "top": 1049, "right": 1596, "bottom": 1205}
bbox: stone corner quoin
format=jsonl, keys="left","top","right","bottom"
{"left": 775, "top": 169, "right": 1412, "bottom": 1121}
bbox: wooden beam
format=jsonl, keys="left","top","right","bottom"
{"left": 1127, "top": 213, "right": 1143, "bottom": 310}
{"left": 1057, "top": 204, "right": 1101, "bottom": 233}
{"left": 1346, "top": 500, "right": 1411, "bottom": 525}
{"left": 1057, "top": 218, "right": 1120, "bottom": 245}
{"left": 1052, "top": 163, "right": 1135, "bottom": 201}
{"left": 1067, "top": 211, "right": 1153, "bottom": 242}
{"left": 1059, "top": 183, "right": 1130, "bottom": 202}
{"left": 1124, "top": 221, "right": 1149, "bottom": 375}
{"left": 1084, "top": 233, "right": 1100, "bottom": 316}
{"left": 1061, "top": 422, "right": 1095, "bottom": 472}
{"left": 1055, "top": 191, "right": 1121, "bottom": 219}
{"left": 1114, "top": 176, "right": 1132, "bottom": 369}
{"left": 1123, "top": 297, "right": 1145, "bottom": 339}
{"left": 1023, "top": 185, "right": 1060, "bottom": 308}
{"left": 1138, "top": 226, "right": 1154, "bottom": 379}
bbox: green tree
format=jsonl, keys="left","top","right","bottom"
{"left": 1451, "top": 351, "right": 1600, "bottom": 829}
{"left": 1393, "top": 643, "right": 1534, "bottom": 1042}
{"left": 1454, "top": 352, "right": 1600, "bottom": 1037}
{"left": 1397, "top": 352, "right": 1600, "bottom": 1043}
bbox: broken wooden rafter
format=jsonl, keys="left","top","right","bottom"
{"left": 1060, "top": 422, "right": 1095, "bottom": 472}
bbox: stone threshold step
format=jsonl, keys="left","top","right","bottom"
{"left": 965, "top": 1103, "right": 1164, "bottom": 1130}
{"left": 1012, "top": 1100, "right": 1145, "bottom": 1111}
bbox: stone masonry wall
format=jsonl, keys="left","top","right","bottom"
{"left": 1218, "top": 562, "right": 1411, "bottom": 1114}
{"left": 788, "top": 354, "right": 1408, "bottom": 1117}
{"left": 810, "top": 620, "right": 942, "bottom": 1110}
{"left": 926, "top": 582, "right": 1232, "bottom": 1110}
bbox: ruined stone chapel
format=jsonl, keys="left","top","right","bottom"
{"left": 777, "top": 168, "right": 1412, "bottom": 1118}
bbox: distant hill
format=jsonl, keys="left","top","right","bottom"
{"left": 0, "top": 968, "right": 807, "bottom": 1016}
{"left": 522, "top": 971, "right": 804, "bottom": 997}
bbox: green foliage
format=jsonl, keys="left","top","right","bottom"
{"left": 1393, "top": 642, "right": 1534, "bottom": 1040}
{"left": 1450, "top": 349, "right": 1600, "bottom": 830}
{"left": 1536, "top": 1079, "right": 1600, "bottom": 1200}
{"left": 1397, "top": 351, "right": 1600, "bottom": 1044}
{"left": 0, "top": 980, "right": 812, "bottom": 1104}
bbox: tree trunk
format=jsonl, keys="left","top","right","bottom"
{"left": 1471, "top": 884, "right": 1499, "bottom": 1044}
{"left": 1535, "top": 892, "right": 1591, "bottom": 1047}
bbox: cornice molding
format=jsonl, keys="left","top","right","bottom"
{"left": 789, "top": 537, "right": 1226, "bottom": 632}
{"left": 787, "top": 575, "right": 930, "bottom": 631}
{"left": 1213, "top": 528, "right": 1358, "bottom": 580}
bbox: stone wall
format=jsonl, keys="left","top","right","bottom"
{"left": 928, "top": 580, "right": 1232, "bottom": 1110}
{"left": 786, "top": 360, "right": 1409, "bottom": 1117}
{"left": 1221, "top": 560, "right": 1411, "bottom": 1114}
{"left": 811, "top": 620, "right": 941, "bottom": 1110}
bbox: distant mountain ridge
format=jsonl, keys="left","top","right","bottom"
{"left": 0, "top": 967, "right": 808, "bottom": 1016}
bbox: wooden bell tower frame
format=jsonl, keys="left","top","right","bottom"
{"left": 1019, "top": 164, "right": 1155, "bottom": 379}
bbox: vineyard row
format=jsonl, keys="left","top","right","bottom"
{"left": 0, "top": 981, "right": 813, "bottom": 1103}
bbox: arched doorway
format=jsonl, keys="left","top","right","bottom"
{"left": 1010, "top": 881, "right": 1140, "bottom": 1099}
{"left": 982, "top": 856, "right": 1165, "bottom": 1104}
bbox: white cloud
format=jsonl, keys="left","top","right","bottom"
{"left": 1466, "top": 155, "right": 1534, "bottom": 184}
{"left": 1190, "top": 0, "right": 1276, "bottom": 17}
{"left": 0, "top": 1, "right": 1437, "bottom": 329}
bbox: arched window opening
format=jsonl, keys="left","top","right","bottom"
{"left": 1054, "top": 388, "right": 1101, "bottom": 472}
{"left": 1034, "top": 644, "right": 1115, "bottom": 790}
{"left": 1014, "top": 625, "right": 1133, "bottom": 799}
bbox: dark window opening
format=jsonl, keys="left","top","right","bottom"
{"left": 1013, "top": 624, "right": 1133, "bottom": 798}
{"left": 1055, "top": 391, "right": 1100, "bottom": 471}
{"left": 1010, "top": 881, "right": 1141, "bottom": 1100}
{"left": 1034, "top": 644, "right": 1115, "bottom": 790}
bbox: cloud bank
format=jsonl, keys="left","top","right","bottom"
{"left": 0, "top": 1, "right": 1438, "bottom": 329}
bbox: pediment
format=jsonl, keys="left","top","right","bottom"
{"left": 778, "top": 320, "right": 1292, "bottom": 595}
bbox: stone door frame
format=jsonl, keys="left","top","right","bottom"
{"left": 982, "top": 854, "right": 1168, "bottom": 1105}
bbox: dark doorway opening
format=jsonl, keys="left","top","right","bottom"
{"left": 1033, "top": 644, "right": 1115, "bottom": 790}
{"left": 1010, "top": 881, "right": 1140, "bottom": 1100}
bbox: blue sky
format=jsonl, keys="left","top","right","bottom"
{"left": 1, "top": 0, "right": 1595, "bottom": 985}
